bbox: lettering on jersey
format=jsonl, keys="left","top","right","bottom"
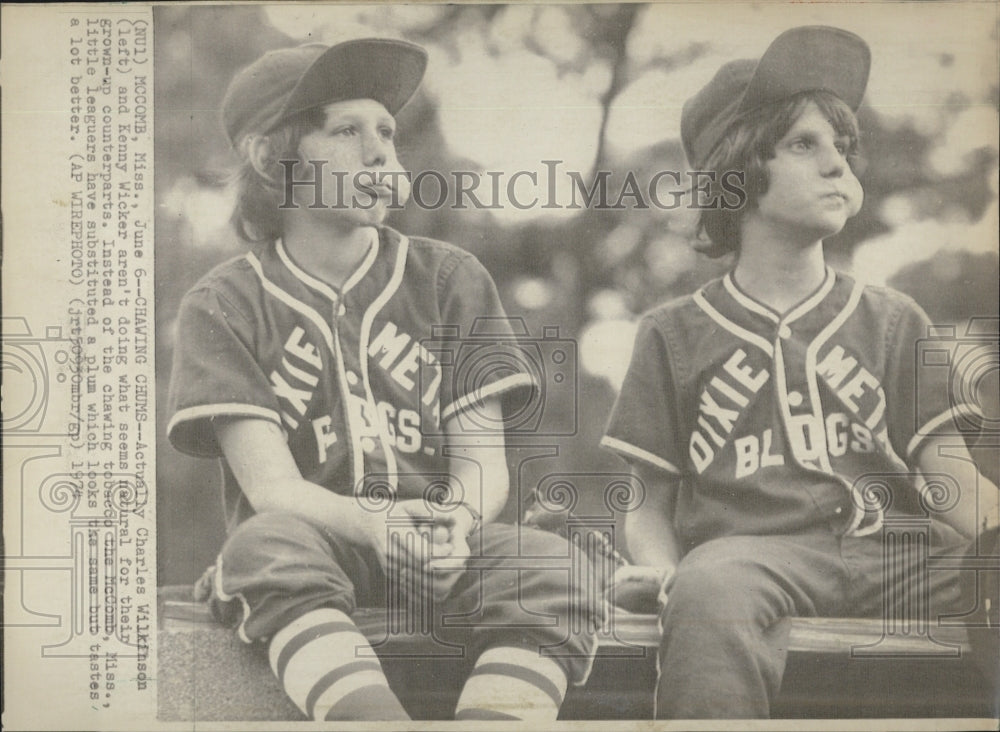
{"left": 269, "top": 323, "right": 444, "bottom": 465}
{"left": 312, "top": 415, "right": 338, "bottom": 462}
{"left": 270, "top": 327, "right": 322, "bottom": 430}
{"left": 734, "top": 412, "right": 877, "bottom": 479}
{"left": 689, "top": 344, "right": 894, "bottom": 480}
{"left": 734, "top": 428, "right": 784, "bottom": 478}
{"left": 311, "top": 397, "right": 425, "bottom": 464}
{"left": 690, "top": 349, "right": 769, "bottom": 473}
{"left": 786, "top": 414, "right": 825, "bottom": 467}
{"left": 368, "top": 321, "right": 442, "bottom": 410}
{"left": 825, "top": 412, "right": 875, "bottom": 456}
{"left": 816, "top": 345, "right": 889, "bottom": 443}
{"left": 363, "top": 398, "right": 422, "bottom": 453}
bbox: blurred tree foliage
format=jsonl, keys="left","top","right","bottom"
{"left": 156, "top": 5, "right": 998, "bottom": 582}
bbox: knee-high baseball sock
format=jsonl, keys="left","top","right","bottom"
{"left": 454, "top": 646, "right": 568, "bottom": 721}
{"left": 267, "top": 607, "right": 409, "bottom": 721}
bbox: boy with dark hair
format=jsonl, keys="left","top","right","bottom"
{"left": 167, "top": 38, "right": 597, "bottom": 721}
{"left": 602, "top": 26, "right": 998, "bottom": 718}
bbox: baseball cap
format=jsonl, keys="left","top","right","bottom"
{"left": 221, "top": 38, "right": 428, "bottom": 146}
{"left": 681, "top": 26, "right": 870, "bottom": 167}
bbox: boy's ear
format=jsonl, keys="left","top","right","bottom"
{"left": 245, "top": 135, "right": 282, "bottom": 188}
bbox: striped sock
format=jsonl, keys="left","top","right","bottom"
{"left": 454, "top": 646, "right": 568, "bottom": 721}
{"left": 267, "top": 607, "right": 409, "bottom": 721}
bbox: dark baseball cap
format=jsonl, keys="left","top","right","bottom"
{"left": 221, "top": 38, "right": 428, "bottom": 146}
{"left": 681, "top": 26, "right": 870, "bottom": 167}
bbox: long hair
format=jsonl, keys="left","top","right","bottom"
{"left": 695, "top": 90, "right": 861, "bottom": 257}
{"left": 229, "top": 108, "right": 326, "bottom": 244}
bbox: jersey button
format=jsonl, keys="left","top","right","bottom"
{"left": 787, "top": 390, "right": 803, "bottom": 407}
{"left": 834, "top": 507, "right": 843, "bottom": 515}
{"left": 778, "top": 324, "right": 792, "bottom": 339}
{"left": 338, "top": 303, "right": 347, "bottom": 317}
{"left": 346, "top": 371, "right": 360, "bottom": 386}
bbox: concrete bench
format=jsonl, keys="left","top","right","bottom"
{"left": 156, "top": 585, "right": 992, "bottom": 720}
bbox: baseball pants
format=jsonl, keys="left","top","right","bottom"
{"left": 655, "top": 522, "right": 990, "bottom": 718}
{"left": 208, "top": 511, "right": 599, "bottom": 685}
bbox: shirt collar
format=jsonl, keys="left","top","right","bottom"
{"left": 273, "top": 226, "right": 380, "bottom": 302}
{"left": 723, "top": 266, "right": 837, "bottom": 327}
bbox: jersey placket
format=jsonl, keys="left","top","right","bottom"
{"left": 799, "top": 278, "right": 884, "bottom": 535}
{"left": 779, "top": 274, "right": 883, "bottom": 536}
{"left": 354, "top": 234, "right": 412, "bottom": 496}
{"left": 330, "top": 294, "right": 368, "bottom": 496}
{"left": 275, "top": 235, "right": 394, "bottom": 498}
{"left": 770, "top": 271, "right": 837, "bottom": 475}
{"left": 724, "top": 270, "right": 873, "bottom": 533}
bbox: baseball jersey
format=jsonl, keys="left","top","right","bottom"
{"left": 167, "top": 225, "right": 535, "bottom": 532}
{"left": 603, "top": 267, "right": 979, "bottom": 551}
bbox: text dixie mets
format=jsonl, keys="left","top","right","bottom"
{"left": 270, "top": 321, "right": 442, "bottom": 462}
{"left": 690, "top": 346, "right": 887, "bottom": 478}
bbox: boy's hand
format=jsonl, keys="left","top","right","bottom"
{"left": 357, "top": 499, "right": 430, "bottom": 570}
{"left": 425, "top": 503, "right": 476, "bottom": 601}
{"left": 609, "top": 565, "right": 668, "bottom": 615}
{"left": 429, "top": 530, "right": 471, "bottom": 601}
{"left": 382, "top": 499, "right": 473, "bottom": 601}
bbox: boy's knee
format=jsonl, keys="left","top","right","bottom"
{"left": 219, "top": 511, "right": 348, "bottom": 579}
{"left": 518, "top": 524, "right": 582, "bottom": 556}
{"left": 664, "top": 559, "right": 760, "bottom": 622}
{"left": 511, "top": 525, "right": 598, "bottom": 589}
{"left": 224, "top": 511, "right": 325, "bottom": 554}
{"left": 474, "top": 524, "right": 603, "bottom": 615}
{"left": 214, "top": 512, "right": 362, "bottom": 627}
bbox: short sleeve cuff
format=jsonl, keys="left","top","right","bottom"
{"left": 167, "top": 404, "right": 284, "bottom": 458}
{"left": 905, "top": 402, "right": 983, "bottom": 459}
{"left": 600, "top": 435, "right": 683, "bottom": 475}
{"left": 441, "top": 372, "right": 537, "bottom": 424}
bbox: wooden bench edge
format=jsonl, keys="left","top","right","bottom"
{"left": 159, "top": 591, "right": 971, "bottom": 655}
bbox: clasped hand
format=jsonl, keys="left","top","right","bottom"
{"left": 366, "top": 499, "right": 473, "bottom": 602}
{"left": 608, "top": 565, "right": 669, "bottom": 615}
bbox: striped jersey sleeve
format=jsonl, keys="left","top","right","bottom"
{"left": 602, "top": 315, "right": 684, "bottom": 475}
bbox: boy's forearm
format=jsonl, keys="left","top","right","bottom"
{"left": 250, "top": 477, "right": 379, "bottom": 546}
{"left": 444, "top": 398, "right": 510, "bottom": 528}
{"left": 625, "top": 466, "right": 683, "bottom": 575}
{"left": 627, "top": 509, "right": 681, "bottom": 574}
{"left": 930, "top": 478, "right": 1000, "bottom": 538}
{"left": 915, "top": 436, "right": 1000, "bottom": 539}
{"left": 446, "top": 447, "right": 508, "bottom": 528}
{"left": 215, "top": 417, "right": 380, "bottom": 546}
